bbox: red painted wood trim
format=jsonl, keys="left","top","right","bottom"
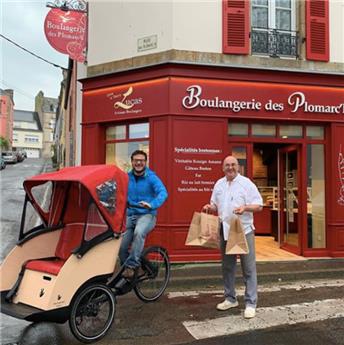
{"left": 306, "top": 0, "right": 329, "bottom": 61}
{"left": 222, "top": 0, "right": 250, "bottom": 54}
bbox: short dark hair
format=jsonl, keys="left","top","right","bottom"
{"left": 131, "top": 150, "right": 147, "bottom": 161}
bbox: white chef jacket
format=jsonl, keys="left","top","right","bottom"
{"left": 210, "top": 174, "right": 263, "bottom": 240}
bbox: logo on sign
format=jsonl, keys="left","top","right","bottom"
{"left": 44, "top": 8, "right": 87, "bottom": 62}
{"left": 107, "top": 87, "right": 143, "bottom": 114}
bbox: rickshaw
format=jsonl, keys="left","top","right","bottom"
{"left": 0, "top": 165, "right": 170, "bottom": 343}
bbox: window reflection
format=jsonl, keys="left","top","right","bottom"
{"left": 307, "top": 144, "right": 326, "bottom": 248}
{"left": 228, "top": 123, "right": 248, "bottom": 137}
{"left": 306, "top": 126, "right": 324, "bottom": 139}
{"left": 129, "top": 123, "right": 149, "bottom": 139}
{"left": 106, "top": 141, "right": 149, "bottom": 172}
{"left": 106, "top": 126, "right": 126, "bottom": 140}
{"left": 279, "top": 125, "right": 302, "bottom": 138}
{"left": 252, "top": 124, "right": 276, "bottom": 137}
{"left": 232, "top": 146, "right": 247, "bottom": 176}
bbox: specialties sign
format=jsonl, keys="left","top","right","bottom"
{"left": 174, "top": 146, "right": 222, "bottom": 194}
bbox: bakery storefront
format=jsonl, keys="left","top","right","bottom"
{"left": 81, "top": 64, "right": 344, "bottom": 261}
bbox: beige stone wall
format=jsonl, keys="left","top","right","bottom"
{"left": 87, "top": 0, "right": 343, "bottom": 78}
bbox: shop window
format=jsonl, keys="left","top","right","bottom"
{"left": 228, "top": 123, "right": 248, "bottom": 137}
{"left": 105, "top": 122, "right": 149, "bottom": 172}
{"left": 129, "top": 123, "right": 149, "bottom": 139}
{"left": 307, "top": 144, "right": 326, "bottom": 249}
{"left": 279, "top": 125, "right": 302, "bottom": 138}
{"left": 252, "top": 124, "right": 276, "bottom": 137}
{"left": 306, "top": 126, "right": 324, "bottom": 140}
{"left": 231, "top": 146, "right": 247, "bottom": 176}
{"left": 106, "top": 141, "right": 148, "bottom": 172}
{"left": 251, "top": 0, "right": 298, "bottom": 58}
{"left": 106, "top": 125, "right": 126, "bottom": 140}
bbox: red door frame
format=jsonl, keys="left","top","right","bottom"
{"left": 278, "top": 144, "right": 303, "bottom": 255}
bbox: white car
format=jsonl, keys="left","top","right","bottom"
{"left": 1, "top": 151, "right": 18, "bottom": 164}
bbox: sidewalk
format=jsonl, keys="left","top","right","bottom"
{"left": 168, "top": 258, "right": 344, "bottom": 291}
{"left": 41, "top": 158, "right": 55, "bottom": 173}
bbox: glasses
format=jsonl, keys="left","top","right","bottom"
{"left": 132, "top": 159, "right": 146, "bottom": 163}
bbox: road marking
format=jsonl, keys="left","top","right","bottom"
{"left": 183, "top": 298, "right": 344, "bottom": 340}
{"left": 168, "top": 279, "right": 344, "bottom": 299}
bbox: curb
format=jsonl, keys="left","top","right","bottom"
{"left": 168, "top": 259, "right": 344, "bottom": 290}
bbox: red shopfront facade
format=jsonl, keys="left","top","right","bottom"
{"left": 81, "top": 64, "right": 344, "bottom": 261}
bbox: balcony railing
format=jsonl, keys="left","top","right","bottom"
{"left": 251, "top": 28, "right": 299, "bottom": 59}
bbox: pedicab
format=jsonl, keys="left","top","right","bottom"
{"left": 0, "top": 165, "right": 170, "bottom": 343}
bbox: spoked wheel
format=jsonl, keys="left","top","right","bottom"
{"left": 134, "top": 246, "right": 171, "bottom": 302}
{"left": 69, "top": 284, "right": 116, "bottom": 343}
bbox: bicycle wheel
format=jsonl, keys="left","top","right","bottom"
{"left": 134, "top": 246, "right": 171, "bottom": 302}
{"left": 69, "top": 283, "right": 116, "bottom": 343}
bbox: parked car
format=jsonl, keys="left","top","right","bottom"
{"left": 15, "top": 151, "right": 25, "bottom": 162}
{"left": 0, "top": 157, "right": 6, "bottom": 170}
{"left": 1, "top": 151, "right": 18, "bottom": 164}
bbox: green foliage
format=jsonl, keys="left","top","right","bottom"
{"left": 0, "top": 136, "right": 9, "bottom": 150}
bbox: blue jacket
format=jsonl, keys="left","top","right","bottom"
{"left": 127, "top": 168, "right": 168, "bottom": 216}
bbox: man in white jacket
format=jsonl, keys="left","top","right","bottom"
{"left": 203, "top": 156, "right": 263, "bottom": 319}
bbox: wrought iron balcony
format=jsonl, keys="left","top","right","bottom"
{"left": 251, "top": 28, "right": 299, "bottom": 59}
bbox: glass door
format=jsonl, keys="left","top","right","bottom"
{"left": 278, "top": 145, "right": 301, "bottom": 254}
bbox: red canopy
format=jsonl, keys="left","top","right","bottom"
{"left": 24, "top": 165, "right": 128, "bottom": 233}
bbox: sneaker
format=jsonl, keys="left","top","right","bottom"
{"left": 216, "top": 299, "right": 239, "bottom": 311}
{"left": 244, "top": 306, "right": 256, "bottom": 319}
{"left": 122, "top": 267, "right": 135, "bottom": 279}
{"left": 137, "top": 266, "right": 146, "bottom": 277}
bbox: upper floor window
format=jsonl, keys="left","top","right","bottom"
{"left": 251, "top": 0, "right": 298, "bottom": 58}
{"left": 223, "top": 0, "right": 328, "bottom": 61}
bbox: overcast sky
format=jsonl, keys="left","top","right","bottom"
{"left": 1, "top": 0, "right": 68, "bottom": 111}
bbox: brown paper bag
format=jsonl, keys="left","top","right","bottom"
{"left": 199, "top": 212, "right": 220, "bottom": 248}
{"left": 225, "top": 216, "right": 249, "bottom": 254}
{"left": 185, "top": 212, "right": 203, "bottom": 246}
{"left": 185, "top": 212, "right": 220, "bottom": 249}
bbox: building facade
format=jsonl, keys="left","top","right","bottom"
{"left": 35, "top": 91, "right": 57, "bottom": 159}
{"left": 55, "top": 60, "right": 85, "bottom": 168}
{"left": 13, "top": 110, "right": 43, "bottom": 158}
{"left": 0, "top": 89, "right": 14, "bottom": 149}
{"left": 80, "top": 0, "right": 344, "bottom": 261}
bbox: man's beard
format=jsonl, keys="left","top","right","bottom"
{"left": 133, "top": 167, "right": 145, "bottom": 175}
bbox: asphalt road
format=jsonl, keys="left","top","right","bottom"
{"left": 0, "top": 158, "right": 48, "bottom": 261}
{"left": 1, "top": 278, "right": 343, "bottom": 345}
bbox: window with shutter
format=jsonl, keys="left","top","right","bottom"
{"left": 306, "top": 0, "right": 329, "bottom": 61}
{"left": 222, "top": 0, "right": 250, "bottom": 54}
{"left": 251, "top": 0, "right": 298, "bottom": 58}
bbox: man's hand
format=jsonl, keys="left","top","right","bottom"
{"left": 139, "top": 201, "right": 152, "bottom": 209}
{"left": 233, "top": 206, "right": 246, "bottom": 215}
{"left": 202, "top": 204, "right": 216, "bottom": 213}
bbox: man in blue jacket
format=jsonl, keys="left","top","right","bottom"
{"left": 119, "top": 150, "right": 168, "bottom": 279}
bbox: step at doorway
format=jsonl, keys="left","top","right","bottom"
{"left": 255, "top": 236, "right": 305, "bottom": 262}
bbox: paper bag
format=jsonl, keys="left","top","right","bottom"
{"left": 185, "top": 212, "right": 203, "bottom": 246}
{"left": 225, "top": 216, "right": 249, "bottom": 254}
{"left": 185, "top": 212, "right": 220, "bottom": 249}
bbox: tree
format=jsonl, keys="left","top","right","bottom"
{"left": 0, "top": 136, "right": 9, "bottom": 150}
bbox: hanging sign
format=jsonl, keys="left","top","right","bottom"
{"left": 44, "top": 8, "right": 87, "bottom": 62}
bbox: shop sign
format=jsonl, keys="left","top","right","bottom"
{"left": 182, "top": 85, "right": 344, "bottom": 115}
{"left": 106, "top": 86, "right": 143, "bottom": 115}
{"left": 44, "top": 8, "right": 87, "bottom": 62}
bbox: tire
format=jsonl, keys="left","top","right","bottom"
{"left": 134, "top": 246, "right": 171, "bottom": 302}
{"left": 69, "top": 284, "right": 116, "bottom": 343}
